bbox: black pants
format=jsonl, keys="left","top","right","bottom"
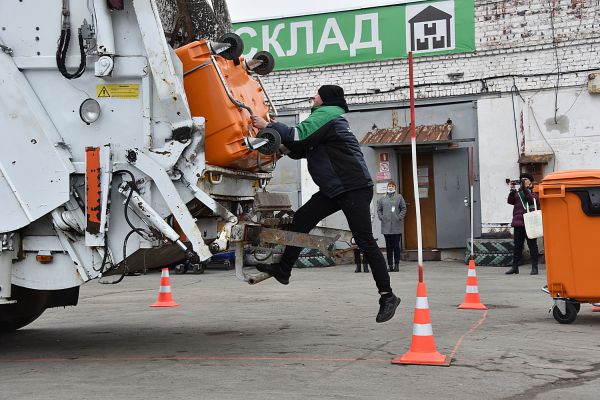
{"left": 513, "top": 226, "right": 538, "bottom": 268}
{"left": 384, "top": 234, "right": 402, "bottom": 266}
{"left": 280, "top": 187, "right": 392, "bottom": 293}
{"left": 353, "top": 249, "right": 369, "bottom": 268}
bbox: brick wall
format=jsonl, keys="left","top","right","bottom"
{"left": 261, "top": 0, "right": 600, "bottom": 111}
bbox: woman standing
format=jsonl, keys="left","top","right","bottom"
{"left": 377, "top": 181, "right": 407, "bottom": 272}
{"left": 505, "top": 173, "right": 540, "bottom": 275}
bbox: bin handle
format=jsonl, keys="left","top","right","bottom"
{"left": 539, "top": 185, "right": 565, "bottom": 198}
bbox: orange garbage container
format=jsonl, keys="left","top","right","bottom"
{"left": 538, "top": 170, "right": 600, "bottom": 324}
{"left": 176, "top": 40, "right": 276, "bottom": 171}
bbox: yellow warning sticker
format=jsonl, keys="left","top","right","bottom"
{"left": 96, "top": 84, "right": 139, "bottom": 99}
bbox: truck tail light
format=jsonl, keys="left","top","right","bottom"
{"left": 36, "top": 252, "right": 53, "bottom": 264}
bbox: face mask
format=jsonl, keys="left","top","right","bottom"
{"left": 387, "top": 188, "right": 395, "bottom": 194}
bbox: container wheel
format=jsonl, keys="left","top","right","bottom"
{"left": 256, "top": 128, "right": 281, "bottom": 155}
{"left": 251, "top": 51, "right": 275, "bottom": 75}
{"left": 552, "top": 301, "right": 578, "bottom": 324}
{"left": 216, "top": 33, "right": 244, "bottom": 60}
{"left": 573, "top": 302, "right": 581, "bottom": 313}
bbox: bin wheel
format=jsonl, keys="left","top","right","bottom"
{"left": 256, "top": 128, "right": 281, "bottom": 155}
{"left": 251, "top": 51, "right": 275, "bottom": 75}
{"left": 552, "top": 302, "right": 578, "bottom": 324}
{"left": 573, "top": 302, "right": 581, "bottom": 313}
{"left": 217, "top": 33, "right": 244, "bottom": 60}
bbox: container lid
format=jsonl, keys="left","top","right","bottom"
{"left": 541, "top": 170, "right": 600, "bottom": 187}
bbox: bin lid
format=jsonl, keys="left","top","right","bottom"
{"left": 541, "top": 170, "right": 600, "bottom": 187}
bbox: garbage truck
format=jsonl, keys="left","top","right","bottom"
{"left": 0, "top": 0, "right": 344, "bottom": 332}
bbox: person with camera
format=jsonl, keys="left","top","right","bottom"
{"left": 505, "top": 173, "right": 540, "bottom": 275}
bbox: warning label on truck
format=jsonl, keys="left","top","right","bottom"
{"left": 96, "top": 84, "right": 139, "bottom": 99}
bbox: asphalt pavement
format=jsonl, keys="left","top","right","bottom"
{"left": 1, "top": 261, "right": 599, "bottom": 400}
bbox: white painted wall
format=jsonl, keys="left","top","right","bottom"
{"left": 525, "top": 89, "right": 600, "bottom": 171}
{"left": 478, "top": 87, "right": 600, "bottom": 231}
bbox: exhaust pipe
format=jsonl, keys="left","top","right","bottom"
{"left": 247, "top": 272, "right": 273, "bottom": 285}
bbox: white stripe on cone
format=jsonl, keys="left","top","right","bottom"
{"left": 468, "top": 269, "right": 477, "bottom": 277}
{"left": 159, "top": 286, "right": 172, "bottom": 293}
{"left": 413, "top": 323, "right": 434, "bottom": 336}
{"left": 466, "top": 286, "right": 479, "bottom": 293}
{"left": 161, "top": 270, "right": 169, "bottom": 277}
{"left": 415, "top": 297, "right": 429, "bottom": 309}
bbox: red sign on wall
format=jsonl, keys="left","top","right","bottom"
{"left": 379, "top": 152, "right": 389, "bottom": 162}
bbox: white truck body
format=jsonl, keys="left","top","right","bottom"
{"left": 0, "top": 0, "right": 287, "bottom": 330}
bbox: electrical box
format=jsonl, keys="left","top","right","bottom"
{"left": 588, "top": 72, "right": 600, "bottom": 94}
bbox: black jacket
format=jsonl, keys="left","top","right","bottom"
{"left": 268, "top": 106, "right": 373, "bottom": 198}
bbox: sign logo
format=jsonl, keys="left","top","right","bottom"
{"left": 406, "top": 1, "right": 455, "bottom": 54}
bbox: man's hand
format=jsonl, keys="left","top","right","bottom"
{"left": 251, "top": 115, "right": 268, "bottom": 129}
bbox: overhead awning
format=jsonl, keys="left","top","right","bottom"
{"left": 518, "top": 153, "right": 554, "bottom": 164}
{"left": 360, "top": 123, "right": 453, "bottom": 148}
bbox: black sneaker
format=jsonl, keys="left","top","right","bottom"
{"left": 256, "top": 264, "right": 290, "bottom": 285}
{"left": 376, "top": 294, "right": 401, "bottom": 323}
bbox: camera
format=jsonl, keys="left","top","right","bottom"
{"left": 505, "top": 178, "right": 521, "bottom": 185}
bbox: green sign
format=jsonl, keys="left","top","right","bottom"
{"left": 233, "top": 0, "right": 475, "bottom": 71}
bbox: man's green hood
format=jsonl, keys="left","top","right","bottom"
{"left": 296, "top": 106, "right": 345, "bottom": 140}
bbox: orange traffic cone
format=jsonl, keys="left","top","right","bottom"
{"left": 458, "top": 259, "right": 487, "bottom": 310}
{"left": 392, "top": 281, "right": 447, "bottom": 366}
{"left": 150, "top": 268, "right": 179, "bottom": 308}
{"left": 592, "top": 303, "right": 600, "bottom": 313}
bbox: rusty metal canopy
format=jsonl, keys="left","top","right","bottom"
{"left": 518, "top": 153, "right": 554, "bottom": 164}
{"left": 360, "top": 123, "right": 453, "bottom": 147}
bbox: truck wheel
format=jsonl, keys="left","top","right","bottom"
{"left": 0, "top": 311, "right": 46, "bottom": 333}
{"left": 0, "top": 285, "right": 48, "bottom": 333}
{"left": 293, "top": 255, "right": 335, "bottom": 268}
{"left": 468, "top": 239, "right": 515, "bottom": 254}
{"left": 464, "top": 252, "right": 513, "bottom": 267}
{"left": 552, "top": 302, "right": 578, "bottom": 324}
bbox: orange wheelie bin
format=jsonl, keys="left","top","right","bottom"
{"left": 537, "top": 170, "right": 600, "bottom": 323}
{"left": 176, "top": 38, "right": 278, "bottom": 171}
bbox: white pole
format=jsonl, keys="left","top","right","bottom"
{"left": 411, "top": 134, "right": 424, "bottom": 268}
{"left": 470, "top": 147, "right": 474, "bottom": 258}
{"left": 408, "top": 52, "right": 424, "bottom": 282}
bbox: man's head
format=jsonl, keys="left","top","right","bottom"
{"left": 315, "top": 85, "right": 349, "bottom": 112}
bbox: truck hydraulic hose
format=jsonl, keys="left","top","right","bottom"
{"left": 56, "top": 0, "right": 86, "bottom": 79}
